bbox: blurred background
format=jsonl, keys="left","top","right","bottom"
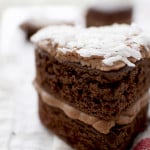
{"left": 0, "top": 0, "right": 145, "bottom": 19}
{"left": 0, "top": 0, "right": 150, "bottom": 39}
{"left": 0, "top": 0, "right": 95, "bottom": 18}
{"left": 0, "top": 0, "right": 148, "bottom": 24}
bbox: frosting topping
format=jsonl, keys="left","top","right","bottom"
{"left": 31, "top": 24, "right": 150, "bottom": 71}
{"left": 35, "top": 83, "right": 149, "bottom": 134}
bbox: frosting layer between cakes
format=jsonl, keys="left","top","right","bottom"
{"left": 31, "top": 24, "right": 150, "bottom": 71}
{"left": 35, "top": 83, "right": 149, "bottom": 134}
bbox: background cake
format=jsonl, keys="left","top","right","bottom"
{"left": 19, "top": 6, "right": 85, "bottom": 39}
{"left": 31, "top": 24, "right": 150, "bottom": 150}
{"left": 86, "top": 0, "right": 133, "bottom": 27}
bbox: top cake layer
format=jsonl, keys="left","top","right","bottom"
{"left": 31, "top": 24, "right": 150, "bottom": 71}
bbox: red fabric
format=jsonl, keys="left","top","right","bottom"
{"left": 133, "top": 138, "right": 150, "bottom": 150}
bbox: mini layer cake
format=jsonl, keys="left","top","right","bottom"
{"left": 86, "top": 0, "right": 133, "bottom": 27}
{"left": 31, "top": 24, "right": 150, "bottom": 150}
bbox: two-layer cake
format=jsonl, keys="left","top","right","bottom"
{"left": 31, "top": 24, "right": 150, "bottom": 150}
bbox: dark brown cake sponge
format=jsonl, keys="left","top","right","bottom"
{"left": 35, "top": 48, "right": 150, "bottom": 120}
{"left": 86, "top": 7, "right": 132, "bottom": 27}
{"left": 39, "top": 96, "right": 148, "bottom": 150}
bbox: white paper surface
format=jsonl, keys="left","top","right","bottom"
{"left": 0, "top": 3, "right": 150, "bottom": 150}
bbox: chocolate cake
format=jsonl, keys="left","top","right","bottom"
{"left": 86, "top": 0, "right": 133, "bottom": 27}
{"left": 31, "top": 24, "right": 150, "bottom": 150}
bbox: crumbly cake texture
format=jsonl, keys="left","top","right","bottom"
{"left": 35, "top": 48, "right": 150, "bottom": 120}
{"left": 39, "top": 96, "right": 148, "bottom": 150}
{"left": 31, "top": 24, "right": 150, "bottom": 71}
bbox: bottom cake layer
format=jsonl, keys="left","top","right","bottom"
{"left": 39, "top": 96, "right": 148, "bottom": 150}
